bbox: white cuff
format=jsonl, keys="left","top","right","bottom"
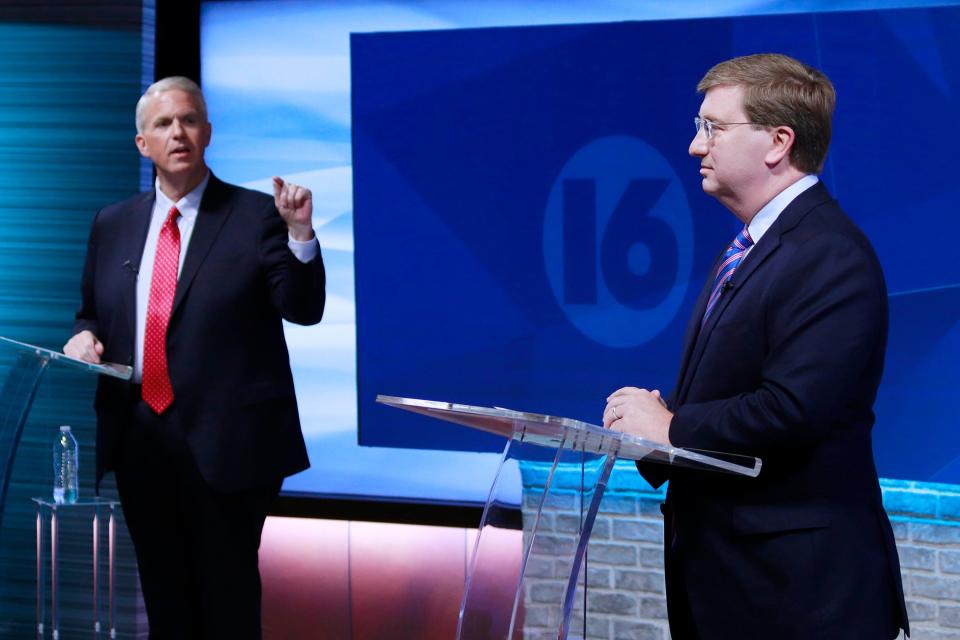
{"left": 288, "top": 233, "right": 319, "bottom": 263}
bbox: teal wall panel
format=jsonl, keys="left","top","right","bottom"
{"left": 0, "top": 11, "right": 148, "bottom": 639}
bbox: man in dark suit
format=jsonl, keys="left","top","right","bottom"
{"left": 63, "top": 76, "right": 325, "bottom": 639}
{"left": 603, "top": 54, "right": 908, "bottom": 639}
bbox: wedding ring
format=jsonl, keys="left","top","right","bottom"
{"left": 612, "top": 406, "right": 619, "bottom": 419}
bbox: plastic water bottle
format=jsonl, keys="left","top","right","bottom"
{"left": 53, "top": 425, "right": 79, "bottom": 504}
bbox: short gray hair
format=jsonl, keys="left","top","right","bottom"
{"left": 135, "top": 76, "right": 208, "bottom": 134}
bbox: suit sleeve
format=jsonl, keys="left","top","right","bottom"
{"left": 257, "top": 201, "right": 326, "bottom": 326}
{"left": 669, "top": 232, "right": 887, "bottom": 457}
{"left": 73, "top": 209, "right": 102, "bottom": 337}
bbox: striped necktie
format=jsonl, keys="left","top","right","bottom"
{"left": 701, "top": 226, "right": 753, "bottom": 327}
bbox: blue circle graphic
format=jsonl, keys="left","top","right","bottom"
{"left": 628, "top": 243, "right": 652, "bottom": 277}
{"left": 542, "top": 136, "right": 693, "bottom": 348}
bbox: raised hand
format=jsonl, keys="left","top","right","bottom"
{"left": 272, "top": 176, "right": 315, "bottom": 241}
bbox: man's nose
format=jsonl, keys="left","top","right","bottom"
{"left": 689, "top": 129, "right": 707, "bottom": 157}
{"left": 171, "top": 119, "right": 184, "bottom": 136}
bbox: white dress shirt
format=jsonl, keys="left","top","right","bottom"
{"left": 133, "top": 173, "right": 319, "bottom": 381}
{"left": 743, "top": 174, "right": 819, "bottom": 260}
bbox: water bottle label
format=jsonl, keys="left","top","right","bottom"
{"left": 53, "top": 426, "right": 79, "bottom": 504}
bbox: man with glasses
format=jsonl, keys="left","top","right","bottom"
{"left": 603, "top": 54, "right": 908, "bottom": 638}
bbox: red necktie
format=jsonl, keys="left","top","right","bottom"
{"left": 142, "top": 205, "right": 180, "bottom": 413}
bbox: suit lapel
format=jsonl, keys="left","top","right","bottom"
{"left": 698, "top": 232, "right": 781, "bottom": 337}
{"left": 171, "top": 175, "right": 232, "bottom": 317}
{"left": 668, "top": 249, "right": 722, "bottom": 407}
{"left": 122, "top": 192, "right": 155, "bottom": 340}
{"left": 673, "top": 181, "right": 834, "bottom": 404}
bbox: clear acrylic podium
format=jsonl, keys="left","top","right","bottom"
{"left": 33, "top": 497, "right": 120, "bottom": 639}
{"left": 377, "top": 395, "right": 761, "bottom": 640}
{"left": 0, "top": 337, "right": 130, "bottom": 639}
{"left": 0, "top": 336, "right": 131, "bottom": 533}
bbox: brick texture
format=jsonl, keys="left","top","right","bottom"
{"left": 519, "top": 463, "right": 955, "bottom": 639}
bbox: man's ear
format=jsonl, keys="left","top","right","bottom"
{"left": 135, "top": 133, "right": 150, "bottom": 159}
{"left": 201, "top": 121, "right": 212, "bottom": 149}
{"left": 765, "top": 125, "right": 795, "bottom": 166}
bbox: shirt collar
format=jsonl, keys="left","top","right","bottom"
{"left": 747, "top": 174, "right": 819, "bottom": 244}
{"left": 154, "top": 171, "right": 211, "bottom": 222}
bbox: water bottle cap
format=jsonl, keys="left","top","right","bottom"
{"left": 59, "top": 425, "right": 71, "bottom": 432}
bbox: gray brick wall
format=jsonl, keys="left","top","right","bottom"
{"left": 520, "top": 462, "right": 955, "bottom": 639}
{"left": 887, "top": 480, "right": 960, "bottom": 639}
{"left": 520, "top": 461, "right": 670, "bottom": 640}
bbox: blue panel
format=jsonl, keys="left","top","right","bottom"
{"left": 352, "top": 7, "right": 960, "bottom": 482}
{"left": 353, "top": 20, "right": 726, "bottom": 452}
{"left": 202, "top": 0, "right": 960, "bottom": 497}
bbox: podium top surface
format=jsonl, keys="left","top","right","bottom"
{"left": 0, "top": 336, "right": 132, "bottom": 380}
{"left": 377, "top": 395, "right": 761, "bottom": 478}
{"left": 31, "top": 497, "right": 121, "bottom": 509}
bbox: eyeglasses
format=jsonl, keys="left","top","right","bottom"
{"left": 694, "top": 116, "right": 753, "bottom": 140}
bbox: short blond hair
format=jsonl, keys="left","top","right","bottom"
{"left": 698, "top": 53, "right": 835, "bottom": 174}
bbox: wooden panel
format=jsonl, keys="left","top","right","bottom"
{"left": 465, "top": 526, "right": 525, "bottom": 638}
{"left": 260, "top": 518, "right": 523, "bottom": 639}
{"left": 261, "top": 517, "right": 350, "bottom": 640}
{"left": 350, "top": 521, "right": 466, "bottom": 640}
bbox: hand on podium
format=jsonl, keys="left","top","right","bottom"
{"left": 63, "top": 330, "right": 104, "bottom": 364}
{"left": 603, "top": 387, "right": 673, "bottom": 446}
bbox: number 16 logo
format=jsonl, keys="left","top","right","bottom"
{"left": 543, "top": 136, "right": 693, "bottom": 348}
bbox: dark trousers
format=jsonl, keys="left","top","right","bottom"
{"left": 662, "top": 506, "right": 701, "bottom": 640}
{"left": 114, "top": 396, "right": 281, "bottom": 640}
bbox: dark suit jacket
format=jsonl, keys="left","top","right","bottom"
{"left": 644, "top": 182, "right": 908, "bottom": 639}
{"left": 75, "top": 175, "right": 325, "bottom": 493}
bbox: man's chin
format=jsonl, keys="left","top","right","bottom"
{"left": 160, "top": 161, "right": 204, "bottom": 176}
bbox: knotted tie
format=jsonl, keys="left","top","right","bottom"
{"left": 142, "top": 206, "right": 180, "bottom": 413}
{"left": 701, "top": 226, "right": 753, "bottom": 326}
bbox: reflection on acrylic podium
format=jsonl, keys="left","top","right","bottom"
{"left": 377, "top": 395, "right": 761, "bottom": 640}
{"left": 0, "top": 336, "right": 130, "bottom": 638}
{"left": 0, "top": 336, "right": 130, "bottom": 532}
{"left": 33, "top": 498, "right": 120, "bottom": 639}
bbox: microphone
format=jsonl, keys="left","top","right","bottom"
{"left": 123, "top": 260, "right": 138, "bottom": 275}
{"left": 721, "top": 279, "right": 735, "bottom": 293}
